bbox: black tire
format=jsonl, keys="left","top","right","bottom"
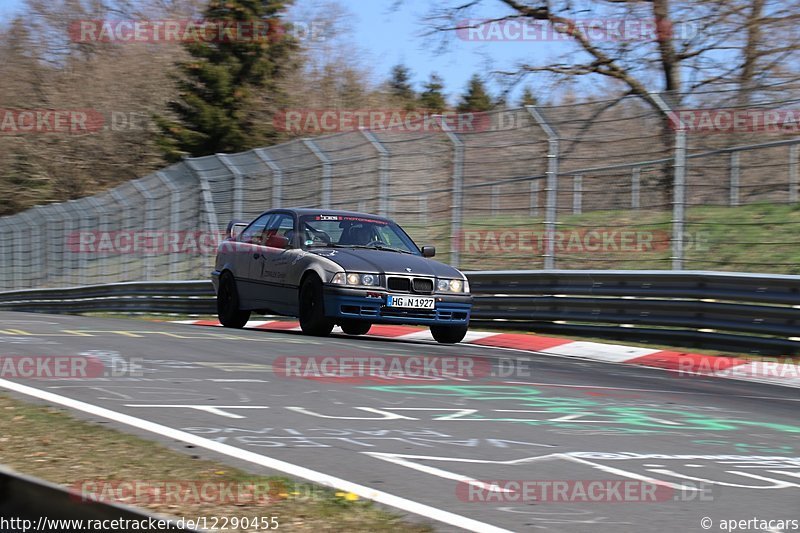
{"left": 430, "top": 324, "right": 468, "bottom": 344}
{"left": 299, "top": 275, "right": 335, "bottom": 337}
{"left": 340, "top": 320, "right": 372, "bottom": 336}
{"left": 217, "top": 273, "right": 251, "bottom": 329}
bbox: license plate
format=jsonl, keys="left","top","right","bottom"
{"left": 386, "top": 295, "right": 435, "bottom": 309}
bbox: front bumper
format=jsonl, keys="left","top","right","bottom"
{"left": 323, "top": 285, "right": 472, "bottom": 326}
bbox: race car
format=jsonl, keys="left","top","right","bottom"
{"left": 211, "top": 208, "right": 472, "bottom": 343}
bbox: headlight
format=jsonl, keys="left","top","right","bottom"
{"left": 437, "top": 278, "right": 467, "bottom": 292}
{"left": 331, "top": 272, "right": 380, "bottom": 286}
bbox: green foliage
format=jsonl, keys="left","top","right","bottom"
{"left": 418, "top": 73, "right": 447, "bottom": 112}
{"left": 388, "top": 63, "right": 416, "bottom": 110}
{"left": 457, "top": 74, "right": 493, "bottom": 112}
{"left": 519, "top": 85, "right": 538, "bottom": 106}
{"left": 156, "top": 0, "right": 297, "bottom": 161}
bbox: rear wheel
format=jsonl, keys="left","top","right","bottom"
{"left": 217, "top": 273, "right": 250, "bottom": 329}
{"left": 299, "top": 275, "right": 334, "bottom": 336}
{"left": 430, "top": 324, "right": 468, "bottom": 344}
{"left": 340, "top": 320, "right": 372, "bottom": 336}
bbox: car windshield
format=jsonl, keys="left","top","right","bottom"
{"left": 299, "top": 215, "right": 420, "bottom": 255}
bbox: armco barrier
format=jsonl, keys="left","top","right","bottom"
{"left": 0, "top": 466, "right": 197, "bottom": 531}
{"left": 0, "top": 271, "right": 798, "bottom": 354}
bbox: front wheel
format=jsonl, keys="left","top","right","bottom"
{"left": 299, "top": 276, "right": 335, "bottom": 337}
{"left": 430, "top": 324, "right": 468, "bottom": 344}
{"left": 340, "top": 320, "right": 372, "bottom": 336}
{"left": 217, "top": 273, "right": 251, "bottom": 329}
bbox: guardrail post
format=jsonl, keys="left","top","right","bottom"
{"left": 254, "top": 148, "right": 283, "bottom": 209}
{"left": 631, "top": 167, "right": 641, "bottom": 209}
{"left": 184, "top": 159, "right": 221, "bottom": 238}
{"left": 572, "top": 175, "right": 582, "bottom": 215}
{"left": 360, "top": 129, "right": 391, "bottom": 217}
{"left": 303, "top": 139, "right": 332, "bottom": 209}
{"left": 790, "top": 144, "right": 798, "bottom": 204}
{"left": 526, "top": 106, "right": 559, "bottom": 269}
{"left": 438, "top": 116, "right": 464, "bottom": 268}
{"left": 156, "top": 172, "right": 183, "bottom": 280}
{"left": 0, "top": 220, "right": 9, "bottom": 290}
{"left": 651, "top": 93, "right": 686, "bottom": 271}
{"left": 730, "top": 151, "right": 741, "bottom": 206}
{"left": 217, "top": 154, "right": 245, "bottom": 219}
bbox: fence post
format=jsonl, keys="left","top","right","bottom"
{"left": 253, "top": 148, "right": 283, "bottom": 209}
{"left": 131, "top": 180, "right": 157, "bottom": 281}
{"left": 438, "top": 116, "right": 464, "bottom": 268}
{"left": 651, "top": 93, "right": 686, "bottom": 271}
{"left": 85, "top": 196, "right": 111, "bottom": 283}
{"left": 790, "top": 144, "right": 798, "bottom": 204}
{"left": 217, "top": 154, "right": 244, "bottom": 219}
{"left": 156, "top": 172, "right": 182, "bottom": 280}
{"left": 730, "top": 151, "right": 741, "bottom": 206}
{"left": 303, "top": 139, "right": 332, "bottom": 209}
{"left": 184, "top": 159, "right": 220, "bottom": 243}
{"left": 19, "top": 210, "right": 43, "bottom": 288}
{"left": 70, "top": 199, "right": 92, "bottom": 286}
{"left": 109, "top": 190, "right": 133, "bottom": 282}
{"left": 360, "top": 129, "right": 390, "bottom": 217}
{"left": 530, "top": 180, "right": 540, "bottom": 217}
{"left": 526, "top": 106, "right": 559, "bottom": 270}
{"left": 573, "top": 175, "right": 582, "bottom": 215}
{"left": 631, "top": 167, "right": 641, "bottom": 209}
{"left": 53, "top": 203, "right": 77, "bottom": 285}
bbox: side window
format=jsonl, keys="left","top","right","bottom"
{"left": 263, "top": 214, "right": 295, "bottom": 248}
{"left": 239, "top": 214, "right": 273, "bottom": 244}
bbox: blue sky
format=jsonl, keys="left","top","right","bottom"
{"left": 0, "top": 0, "right": 561, "bottom": 104}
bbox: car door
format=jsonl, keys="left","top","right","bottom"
{"left": 232, "top": 212, "right": 273, "bottom": 307}
{"left": 249, "top": 212, "right": 297, "bottom": 311}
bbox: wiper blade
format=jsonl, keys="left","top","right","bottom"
{"left": 364, "top": 244, "right": 416, "bottom": 254}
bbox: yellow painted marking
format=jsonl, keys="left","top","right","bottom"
{"left": 110, "top": 331, "right": 143, "bottom": 337}
{"left": 61, "top": 330, "right": 95, "bottom": 336}
{"left": 6, "top": 329, "right": 32, "bottom": 335}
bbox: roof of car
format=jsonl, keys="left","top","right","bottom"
{"left": 273, "top": 208, "right": 392, "bottom": 221}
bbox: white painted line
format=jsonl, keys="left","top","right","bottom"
{"left": 396, "top": 330, "right": 436, "bottom": 342}
{"left": 462, "top": 331, "right": 502, "bottom": 343}
{"left": 0, "top": 379, "right": 513, "bottom": 533}
{"left": 542, "top": 341, "right": 661, "bottom": 362}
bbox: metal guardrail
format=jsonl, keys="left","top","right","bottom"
{"left": 0, "top": 466, "right": 197, "bottom": 531}
{"left": 0, "top": 271, "right": 798, "bottom": 354}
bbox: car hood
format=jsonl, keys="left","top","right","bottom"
{"left": 309, "top": 248, "right": 463, "bottom": 278}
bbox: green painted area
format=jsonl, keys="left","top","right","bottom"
{"left": 364, "top": 385, "right": 800, "bottom": 434}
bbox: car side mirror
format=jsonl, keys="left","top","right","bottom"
{"left": 227, "top": 220, "right": 248, "bottom": 239}
{"left": 421, "top": 245, "right": 436, "bottom": 257}
{"left": 231, "top": 223, "right": 248, "bottom": 239}
{"left": 265, "top": 234, "right": 290, "bottom": 249}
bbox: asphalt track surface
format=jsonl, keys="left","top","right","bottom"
{"left": 1, "top": 311, "right": 799, "bottom": 533}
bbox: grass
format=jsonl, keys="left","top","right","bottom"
{"left": 401, "top": 202, "right": 800, "bottom": 273}
{"left": 0, "top": 394, "right": 432, "bottom": 532}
